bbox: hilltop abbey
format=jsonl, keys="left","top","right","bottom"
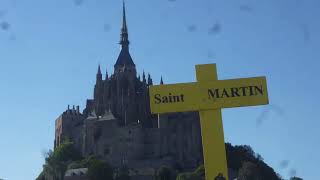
{"left": 54, "top": 3, "right": 203, "bottom": 179}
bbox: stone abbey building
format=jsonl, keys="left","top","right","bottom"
{"left": 54, "top": 3, "right": 203, "bottom": 179}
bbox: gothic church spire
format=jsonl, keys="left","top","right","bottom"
{"left": 97, "top": 64, "right": 102, "bottom": 74}
{"left": 120, "top": 0, "right": 129, "bottom": 50}
{"left": 96, "top": 64, "right": 102, "bottom": 82}
{"left": 114, "top": 1, "right": 135, "bottom": 71}
{"left": 105, "top": 68, "right": 109, "bottom": 80}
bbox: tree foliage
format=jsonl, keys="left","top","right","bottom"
{"left": 36, "top": 140, "right": 82, "bottom": 180}
{"left": 52, "top": 141, "right": 82, "bottom": 162}
{"left": 87, "top": 157, "right": 113, "bottom": 180}
{"left": 36, "top": 141, "right": 301, "bottom": 180}
{"left": 290, "top": 177, "right": 303, "bottom": 180}
{"left": 67, "top": 155, "right": 96, "bottom": 169}
{"left": 156, "top": 166, "right": 176, "bottom": 180}
{"left": 238, "top": 161, "right": 261, "bottom": 180}
{"left": 176, "top": 172, "right": 202, "bottom": 180}
{"left": 175, "top": 143, "right": 284, "bottom": 180}
{"left": 176, "top": 165, "right": 204, "bottom": 180}
{"left": 194, "top": 165, "right": 205, "bottom": 179}
{"left": 225, "top": 143, "right": 281, "bottom": 180}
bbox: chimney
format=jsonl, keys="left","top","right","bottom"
{"left": 67, "top": 105, "right": 70, "bottom": 114}
{"left": 76, "top": 106, "right": 80, "bottom": 114}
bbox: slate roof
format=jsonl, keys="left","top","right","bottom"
{"left": 99, "top": 110, "right": 116, "bottom": 121}
{"left": 114, "top": 48, "right": 135, "bottom": 67}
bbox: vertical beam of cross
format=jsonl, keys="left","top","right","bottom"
{"left": 196, "top": 64, "right": 228, "bottom": 180}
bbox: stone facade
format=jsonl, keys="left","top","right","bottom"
{"left": 55, "top": 105, "right": 84, "bottom": 151}
{"left": 55, "top": 3, "right": 204, "bottom": 179}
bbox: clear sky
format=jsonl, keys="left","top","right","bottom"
{"left": 0, "top": 0, "right": 319, "bottom": 179}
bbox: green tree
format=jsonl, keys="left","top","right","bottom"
{"left": 87, "top": 158, "right": 113, "bottom": 180}
{"left": 176, "top": 173, "right": 188, "bottom": 180}
{"left": 44, "top": 150, "right": 72, "bottom": 180}
{"left": 176, "top": 165, "right": 204, "bottom": 180}
{"left": 194, "top": 165, "right": 205, "bottom": 179}
{"left": 238, "top": 161, "right": 261, "bottom": 180}
{"left": 38, "top": 140, "right": 83, "bottom": 180}
{"left": 156, "top": 166, "right": 176, "bottom": 180}
{"left": 290, "top": 177, "right": 303, "bottom": 180}
{"left": 35, "top": 172, "right": 45, "bottom": 180}
{"left": 176, "top": 172, "right": 201, "bottom": 180}
{"left": 52, "top": 140, "right": 82, "bottom": 162}
{"left": 226, "top": 143, "right": 281, "bottom": 180}
{"left": 67, "top": 155, "right": 96, "bottom": 169}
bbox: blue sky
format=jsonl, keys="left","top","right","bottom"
{"left": 0, "top": 0, "right": 319, "bottom": 179}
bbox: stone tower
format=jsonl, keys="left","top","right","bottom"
{"left": 54, "top": 105, "right": 84, "bottom": 150}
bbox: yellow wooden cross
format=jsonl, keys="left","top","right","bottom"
{"left": 149, "top": 64, "right": 269, "bottom": 180}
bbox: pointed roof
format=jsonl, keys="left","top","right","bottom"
{"left": 148, "top": 74, "right": 153, "bottom": 85}
{"left": 87, "top": 109, "right": 97, "bottom": 120}
{"left": 97, "top": 64, "right": 102, "bottom": 74}
{"left": 115, "top": 48, "right": 135, "bottom": 67}
{"left": 160, "top": 76, "right": 164, "bottom": 85}
{"left": 105, "top": 68, "right": 109, "bottom": 79}
{"left": 142, "top": 71, "right": 146, "bottom": 83}
{"left": 99, "top": 109, "right": 116, "bottom": 121}
{"left": 115, "top": 1, "right": 135, "bottom": 67}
